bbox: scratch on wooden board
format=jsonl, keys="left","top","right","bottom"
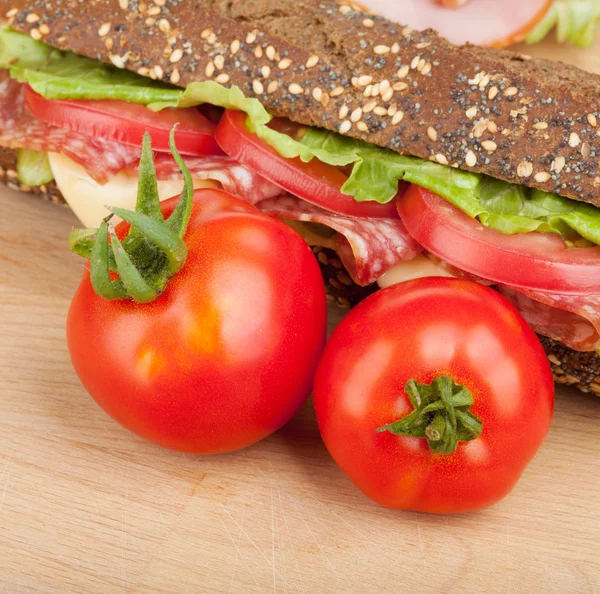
{"left": 506, "top": 523, "right": 512, "bottom": 594}
{"left": 219, "top": 503, "right": 285, "bottom": 581}
{"left": 239, "top": 450, "right": 269, "bottom": 480}
{"left": 271, "top": 488, "right": 277, "bottom": 594}
{"left": 290, "top": 496, "right": 339, "bottom": 577}
{"left": 278, "top": 490, "right": 306, "bottom": 594}
{"left": 416, "top": 521, "right": 427, "bottom": 569}
{"left": 227, "top": 504, "right": 248, "bottom": 594}
{"left": 273, "top": 488, "right": 289, "bottom": 594}
{"left": 220, "top": 515, "right": 264, "bottom": 593}
{"left": 0, "top": 456, "right": 13, "bottom": 514}
{"left": 267, "top": 459, "right": 290, "bottom": 594}
{"left": 122, "top": 488, "right": 128, "bottom": 592}
{"left": 277, "top": 495, "right": 287, "bottom": 594}
{"left": 98, "top": 416, "right": 116, "bottom": 443}
{"left": 129, "top": 480, "right": 201, "bottom": 593}
{"left": 306, "top": 494, "right": 407, "bottom": 569}
{"left": 307, "top": 494, "right": 372, "bottom": 543}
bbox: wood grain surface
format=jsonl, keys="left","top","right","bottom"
{"left": 1, "top": 35, "right": 600, "bottom": 594}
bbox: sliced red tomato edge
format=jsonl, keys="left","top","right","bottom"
{"left": 23, "top": 85, "right": 223, "bottom": 156}
{"left": 215, "top": 109, "right": 400, "bottom": 219}
{"left": 398, "top": 184, "right": 600, "bottom": 296}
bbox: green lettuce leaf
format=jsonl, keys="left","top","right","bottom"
{"left": 301, "top": 128, "right": 481, "bottom": 205}
{"left": 469, "top": 178, "right": 600, "bottom": 245}
{"left": 0, "top": 28, "right": 54, "bottom": 67}
{"left": 0, "top": 28, "right": 180, "bottom": 104}
{"left": 303, "top": 128, "right": 600, "bottom": 244}
{"left": 16, "top": 149, "right": 54, "bottom": 186}
{"left": 526, "top": 0, "right": 600, "bottom": 47}
{"left": 148, "top": 82, "right": 358, "bottom": 167}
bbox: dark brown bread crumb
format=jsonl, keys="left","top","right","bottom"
{"left": 539, "top": 336, "right": 600, "bottom": 395}
{"left": 311, "top": 245, "right": 378, "bottom": 309}
{"left": 2, "top": 0, "right": 600, "bottom": 205}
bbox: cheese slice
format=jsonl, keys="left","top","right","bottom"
{"left": 377, "top": 254, "right": 457, "bottom": 288}
{"left": 49, "top": 153, "right": 217, "bottom": 228}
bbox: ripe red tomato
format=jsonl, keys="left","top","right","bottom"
{"left": 24, "top": 86, "right": 223, "bottom": 156}
{"left": 314, "top": 277, "right": 554, "bottom": 513}
{"left": 67, "top": 189, "right": 327, "bottom": 453}
{"left": 215, "top": 109, "right": 400, "bottom": 219}
{"left": 398, "top": 184, "right": 600, "bottom": 294}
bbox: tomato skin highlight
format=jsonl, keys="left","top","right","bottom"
{"left": 67, "top": 189, "right": 327, "bottom": 453}
{"left": 314, "top": 277, "right": 554, "bottom": 513}
{"left": 216, "top": 109, "right": 401, "bottom": 219}
{"left": 24, "top": 86, "right": 223, "bottom": 156}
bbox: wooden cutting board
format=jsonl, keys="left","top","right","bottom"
{"left": 1, "top": 36, "right": 599, "bottom": 594}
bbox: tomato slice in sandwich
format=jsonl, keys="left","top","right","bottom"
{"left": 215, "top": 109, "right": 400, "bottom": 219}
{"left": 24, "top": 86, "right": 223, "bottom": 156}
{"left": 398, "top": 184, "right": 600, "bottom": 295}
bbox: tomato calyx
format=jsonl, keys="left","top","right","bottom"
{"left": 69, "top": 127, "right": 194, "bottom": 302}
{"left": 376, "top": 376, "right": 483, "bottom": 454}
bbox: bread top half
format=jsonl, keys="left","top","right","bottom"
{"left": 3, "top": 0, "right": 600, "bottom": 205}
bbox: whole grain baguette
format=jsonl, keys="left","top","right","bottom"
{"left": 3, "top": 0, "right": 600, "bottom": 205}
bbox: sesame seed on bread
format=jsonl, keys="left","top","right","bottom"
{"left": 2, "top": 0, "right": 600, "bottom": 205}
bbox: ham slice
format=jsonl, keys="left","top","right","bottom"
{"left": 435, "top": 0, "right": 471, "bottom": 7}
{"left": 357, "top": 0, "right": 552, "bottom": 47}
{"left": 258, "top": 195, "right": 422, "bottom": 286}
{"left": 0, "top": 75, "right": 139, "bottom": 184}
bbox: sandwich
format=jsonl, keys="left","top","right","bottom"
{"left": 1, "top": 0, "right": 599, "bottom": 396}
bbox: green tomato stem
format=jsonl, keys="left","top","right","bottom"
{"left": 69, "top": 127, "right": 195, "bottom": 302}
{"left": 376, "top": 376, "right": 483, "bottom": 455}
{"left": 109, "top": 229, "right": 159, "bottom": 303}
{"left": 89, "top": 218, "right": 126, "bottom": 300}
{"left": 107, "top": 206, "right": 187, "bottom": 277}
{"left": 165, "top": 128, "right": 195, "bottom": 237}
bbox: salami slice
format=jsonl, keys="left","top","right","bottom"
{"left": 358, "top": 0, "right": 552, "bottom": 47}
{"left": 258, "top": 195, "right": 422, "bottom": 286}
{"left": 499, "top": 287, "right": 600, "bottom": 352}
{"left": 137, "top": 154, "right": 284, "bottom": 205}
{"left": 0, "top": 76, "right": 139, "bottom": 184}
